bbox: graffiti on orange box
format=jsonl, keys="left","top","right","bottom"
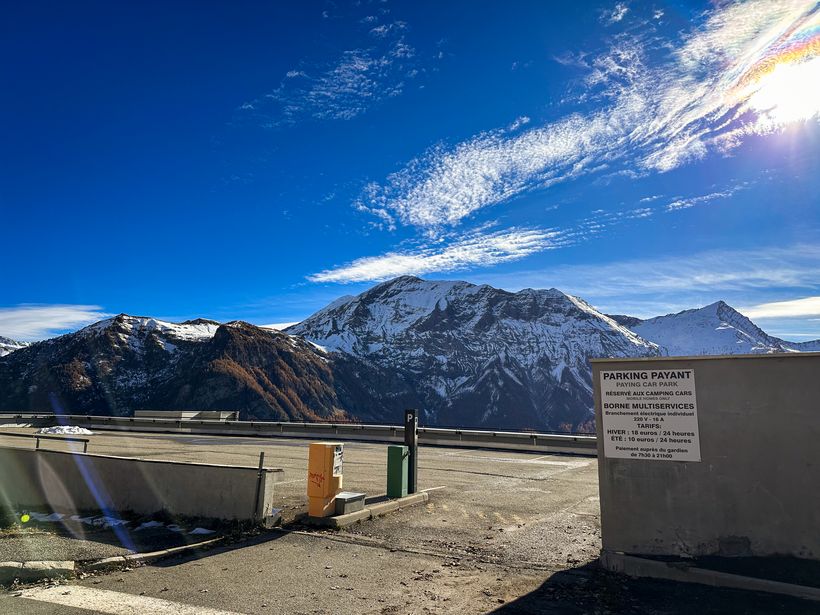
{"left": 309, "top": 471, "right": 325, "bottom": 489}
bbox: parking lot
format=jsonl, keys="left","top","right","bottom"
{"left": 1, "top": 429, "right": 816, "bottom": 614}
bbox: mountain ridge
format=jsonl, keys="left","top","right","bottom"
{"left": 287, "top": 276, "right": 659, "bottom": 429}
{"left": 631, "top": 301, "right": 820, "bottom": 355}
{"left": 0, "top": 336, "right": 28, "bottom": 358}
{"left": 2, "top": 277, "right": 818, "bottom": 431}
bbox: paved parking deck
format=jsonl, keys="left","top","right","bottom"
{"left": 2, "top": 429, "right": 817, "bottom": 614}
{"left": 0, "top": 428, "right": 602, "bottom": 568}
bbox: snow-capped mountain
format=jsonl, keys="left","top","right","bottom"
{"left": 287, "top": 276, "right": 658, "bottom": 430}
{"left": 0, "top": 315, "right": 351, "bottom": 421}
{"left": 3, "top": 279, "right": 817, "bottom": 432}
{"left": 0, "top": 336, "right": 28, "bottom": 357}
{"left": 630, "top": 301, "right": 820, "bottom": 355}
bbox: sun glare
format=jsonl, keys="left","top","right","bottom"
{"left": 747, "top": 57, "right": 820, "bottom": 127}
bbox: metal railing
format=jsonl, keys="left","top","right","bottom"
{"left": 0, "top": 412, "right": 598, "bottom": 455}
{"left": 0, "top": 430, "right": 89, "bottom": 453}
{"left": 35, "top": 415, "right": 598, "bottom": 456}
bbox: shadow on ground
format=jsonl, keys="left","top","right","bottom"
{"left": 151, "top": 529, "right": 287, "bottom": 567}
{"left": 491, "top": 560, "right": 820, "bottom": 615}
{"left": 0, "top": 512, "right": 231, "bottom": 563}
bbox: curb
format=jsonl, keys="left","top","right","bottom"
{"left": 80, "top": 536, "right": 225, "bottom": 572}
{"left": 1, "top": 536, "right": 225, "bottom": 585}
{"left": 0, "top": 560, "right": 75, "bottom": 585}
{"left": 602, "top": 551, "right": 820, "bottom": 602}
{"left": 301, "top": 491, "right": 429, "bottom": 529}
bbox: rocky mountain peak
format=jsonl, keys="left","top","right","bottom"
{"left": 289, "top": 276, "right": 657, "bottom": 429}
{"left": 0, "top": 336, "right": 28, "bottom": 358}
{"left": 632, "top": 301, "right": 790, "bottom": 355}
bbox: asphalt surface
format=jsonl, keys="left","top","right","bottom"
{"left": 1, "top": 428, "right": 818, "bottom": 614}
{"left": 0, "top": 524, "right": 216, "bottom": 563}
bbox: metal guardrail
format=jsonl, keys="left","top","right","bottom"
{"left": 0, "top": 430, "right": 89, "bottom": 453}
{"left": 22, "top": 414, "right": 597, "bottom": 456}
{"left": 0, "top": 412, "right": 598, "bottom": 455}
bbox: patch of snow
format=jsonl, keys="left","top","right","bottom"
{"left": 189, "top": 527, "right": 216, "bottom": 535}
{"left": 36, "top": 426, "right": 94, "bottom": 435}
{"left": 86, "top": 315, "right": 220, "bottom": 342}
{"left": 0, "top": 336, "right": 28, "bottom": 357}
{"left": 28, "top": 512, "right": 65, "bottom": 522}
{"left": 95, "top": 516, "right": 129, "bottom": 528}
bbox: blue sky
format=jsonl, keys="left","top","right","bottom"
{"left": 2, "top": 0, "right": 819, "bottom": 341}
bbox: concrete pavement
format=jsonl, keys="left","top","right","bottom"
{"left": 1, "top": 429, "right": 817, "bottom": 613}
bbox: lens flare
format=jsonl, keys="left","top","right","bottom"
{"left": 724, "top": 5, "right": 820, "bottom": 131}
{"left": 748, "top": 57, "right": 820, "bottom": 126}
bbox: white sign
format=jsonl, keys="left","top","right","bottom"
{"left": 332, "top": 445, "right": 344, "bottom": 476}
{"left": 600, "top": 369, "right": 701, "bottom": 462}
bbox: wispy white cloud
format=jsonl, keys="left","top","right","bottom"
{"left": 321, "top": 184, "right": 737, "bottom": 284}
{"left": 357, "top": 109, "right": 631, "bottom": 229}
{"left": 478, "top": 244, "right": 820, "bottom": 318}
{"left": 664, "top": 188, "right": 740, "bottom": 212}
{"left": 308, "top": 227, "right": 562, "bottom": 283}
{"left": 0, "top": 305, "right": 110, "bottom": 342}
{"left": 508, "top": 116, "right": 531, "bottom": 131}
{"left": 241, "top": 21, "right": 420, "bottom": 127}
{"left": 602, "top": 3, "right": 629, "bottom": 25}
{"left": 357, "top": 1, "right": 818, "bottom": 231}
{"left": 743, "top": 296, "right": 820, "bottom": 319}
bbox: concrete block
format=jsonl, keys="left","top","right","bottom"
{"left": 370, "top": 499, "right": 403, "bottom": 516}
{"left": 18, "top": 560, "right": 75, "bottom": 581}
{"left": 369, "top": 492, "right": 428, "bottom": 517}
{"left": 262, "top": 508, "right": 283, "bottom": 528}
{"left": 326, "top": 508, "right": 372, "bottom": 528}
{"left": 335, "top": 492, "right": 366, "bottom": 515}
{"left": 302, "top": 491, "right": 429, "bottom": 528}
{"left": 82, "top": 556, "right": 127, "bottom": 572}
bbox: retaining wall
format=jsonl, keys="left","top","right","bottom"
{"left": 0, "top": 447, "right": 282, "bottom": 521}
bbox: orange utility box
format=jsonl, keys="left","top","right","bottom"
{"left": 307, "top": 442, "right": 344, "bottom": 517}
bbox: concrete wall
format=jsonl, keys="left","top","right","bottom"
{"left": 0, "top": 413, "right": 55, "bottom": 428}
{"left": 0, "top": 447, "right": 282, "bottom": 521}
{"left": 592, "top": 353, "right": 820, "bottom": 560}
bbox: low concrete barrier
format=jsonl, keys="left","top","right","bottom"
{"left": 0, "top": 413, "right": 55, "bottom": 428}
{"left": 42, "top": 415, "right": 597, "bottom": 456}
{"left": 0, "top": 446, "right": 282, "bottom": 521}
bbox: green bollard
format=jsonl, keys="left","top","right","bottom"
{"left": 386, "top": 445, "right": 409, "bottom": 498}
